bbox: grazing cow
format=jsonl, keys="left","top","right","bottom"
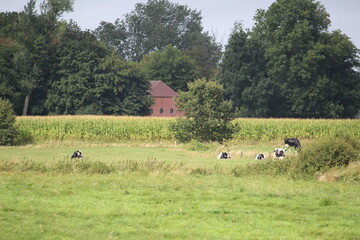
{"left": 274, "top": 148, "right": 286, "bottom": 159}
{"left": 217, "top": 152, "right": 231, "bottom": 159}
{"left": 255, "top": 153, "right": 266, "bottom": 160}
{"left": 71, "top": 150, "right": 83, "bottom": 159}
{"left": 284, "top": 138, "right": 302, "bottom": 151}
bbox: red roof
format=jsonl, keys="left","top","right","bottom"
{"left": 149, "top": 81, "right": 179, "bottom": 97}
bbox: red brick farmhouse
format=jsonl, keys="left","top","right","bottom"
{"left": 149, "top": 81, "right": 184, "bottom": 117}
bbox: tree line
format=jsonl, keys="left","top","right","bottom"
{"left": 0, "top": 0, "right": 359, "bottom": 118}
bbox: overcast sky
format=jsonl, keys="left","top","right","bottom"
{"left": 1, "top": 0, "right": 359, "bottom": 48}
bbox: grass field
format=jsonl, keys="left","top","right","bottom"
{"left": 0, "top": 141, "right": 280, "bottom": 171}
{"left": 1, "top": 116, "right": 359, "bottom": 239}
{"left": 1, "top": 172, "right": 359, "bottom": 239}
{"left": 1, "top": 141, "right": 359, "bottom": 239}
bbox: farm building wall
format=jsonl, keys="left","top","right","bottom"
{"left": 150, "top": 97, "right": 184, "bottom": 117}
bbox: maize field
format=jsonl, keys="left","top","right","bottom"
{"left": 232, "top": 118, "right": 360, "bottom": 141}
{"left": 15, "top": 115, "right": 360, "bottom": 143}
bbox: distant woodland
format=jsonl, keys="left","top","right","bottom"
{"left": 0, "top": 0, "right": 359, "bottom": 118}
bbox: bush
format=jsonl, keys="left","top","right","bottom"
{"left": 171, "top": 79, "right": 235, "bottom": 143}
{"left": 170, "top": 117, "right": 193, "bottom": 143}
{"left": 293, "top": 136, "right": 359, "bottom": 177}
{"left": 0, "top": 98, "right": 19, "bottom": 145}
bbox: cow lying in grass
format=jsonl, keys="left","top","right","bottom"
{"left": 217, "top": 152, "right": 231, "bottom": 159}
{"left": 255, "top": 153, "right": 266, "bottom": 160}
{"left": 284, "top": 138, "right": 302, "bottom": 151}
{"left": 274, "top": 148, "right": 286, "bottom": 159}
{"left": 71, "top": 150, "right": 83, "bottom": 159}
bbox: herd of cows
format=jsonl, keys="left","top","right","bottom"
{"left": 218, "top": 138, "right": 302, "bottom": 160}
{"left": 71, "top": 138, "right": 302, "bottom": 161}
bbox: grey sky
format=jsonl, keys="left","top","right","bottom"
{"left": 1, "top": 0, "right": 359, "bottom": 48}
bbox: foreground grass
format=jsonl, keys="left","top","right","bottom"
{"left": 1, "top": 172, "right": 359, "bottom": 239}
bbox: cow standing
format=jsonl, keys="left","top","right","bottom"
{"left": 284, "top": 138, "right": 302, "bottom": 151}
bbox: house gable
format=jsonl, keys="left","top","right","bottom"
{"left": 149, "top": 81, "right": 183, "bottom": 117}
{"left": 149, "top": 81, "right": 179, "bottom": 98}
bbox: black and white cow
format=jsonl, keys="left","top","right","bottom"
{"left": 255, "top": 153, "right": 266, "bottom": 160}
{"left": 71, "top": 150, "right": 83, "bottom": 159}
{"left": 274, "top": 148, "right": 286, "bottom": 159}
{"left": 217, "top": 152, "right": 231, "bottom": 159}
{"left": 284, "top": 138, "right": 302, "bottom": 151}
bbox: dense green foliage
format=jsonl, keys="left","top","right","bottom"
{"left": 294, "top": 136, "right": 360, "bottom": 176}
{"left": 0, "top": 0, "right": 222, "bottom": 116}
{"left": 219, "top": 0, "right": 360, "bottom": 118}
{"left": 13, "top": 0, "right": 74, "bottom": 115}
{"left": 94, "top": 0, "right": 222, "bottom": 80}
{"left": 171, "top": 79, "right": 235, "bottom": 143}
{"left": 0, "top": 0, "right": 359, "bottom": 118}
{"left": 45, "top": 23, "right": 152, "bottom": 115}
{"left": 0, "top": 1, "right": 153, "bottom": 116}
{"left": 141, "top": 45, "right": 200, "bottom": 91}
{"left": 0, "top": 98, "right": 18, "bottom": 145}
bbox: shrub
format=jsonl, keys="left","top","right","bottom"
{"left": 170, "top": 117, "right": 193, "bottom": 143}
{"left": 14, "top": 129, "right": 33, "bottom": 145}
{"left": 172, "top": 79, "right": 235, "bottom": 143}
{"left": 293, "top": 136, "right": 359, "bottom": 177}
{"left": 0, "top": 98, "right": 18, "bottom": 145}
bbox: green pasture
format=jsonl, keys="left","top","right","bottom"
{"left": 0, "top": 142, "right": 359, "bottom": 239}
{"left": 1, "top": 172, "right": 359, "bottom": 239}
{"left": 0, "top": 142, "right": 279, "bottom": 171}
{"left": 2, "top": 116, "right": 359, "bottom": 239}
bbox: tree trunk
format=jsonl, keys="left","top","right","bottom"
{"left": 22, "top": 93, "right": 31, "bottom": 116}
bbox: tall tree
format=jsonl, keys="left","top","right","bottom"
{"left": 13, "top": 0, "right": 43, "bottom": 115}
{"left": 219, "top": 23, "right": 275, "bottom": 117}
{"left": 258, "top": 0, "right": 360, "bottom": 118}
{"left": 93, "top": 19, "right": 128, "bottom": 59}
{"left": 0, "top": 12, "right": 23, "bottom": 114}
{"left": 93, "top": 54, "right": 153, "bottom": 116}
{"left": 14, "top": 0, "right": 73, "bottom": 115}
{"left": 94, "top": 0, "right": 222, "bottom": 79}
{"left": 220, "top": 0, "right": 360, "bottom": 118}
{"left": 46, "top": 23, "right": 152, "bottom": 115}
{"left": 45, "top": 23, "right": 110, "bottom": 115}
{"left": 141, "top": 45, "right": 200, "bottom": 91}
